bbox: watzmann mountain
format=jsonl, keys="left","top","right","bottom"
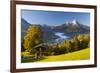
{"left": 21, "top": 18, "right": 90, "bottom": 43}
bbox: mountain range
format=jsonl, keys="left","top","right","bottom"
{"left": 21, "top": 18, "right": 90, "bottom": 43}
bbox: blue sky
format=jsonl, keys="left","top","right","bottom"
{"left": 21, "top": 10, "right": 90, "bottom": 26}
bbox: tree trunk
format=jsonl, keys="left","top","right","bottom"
{"left": 39, "top": 48, "right": 42, "bottom": 58}
{"left": 35, "top": 52, "right": 38, "bottom": 59}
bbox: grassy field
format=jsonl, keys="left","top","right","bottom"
{"left": 38, "top": 48, "right": 90, "bottom": 62}
{"left": 21, "top": 48, "right": 90, "bottom": 63}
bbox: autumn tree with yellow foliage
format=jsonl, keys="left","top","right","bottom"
{"left": 23, "top": 25, "right": 43, "bottom": 53}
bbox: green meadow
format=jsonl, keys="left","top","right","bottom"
{"left": 22, "top": 48, "right": 90, "bottom": 63}
{"left": 38, "top": 48, "right": 90, "bottom": 62}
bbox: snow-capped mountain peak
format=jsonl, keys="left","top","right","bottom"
{"left": 71, "top": 19, "right": 80, "bottom": 26}
{"left": 65, "top": 21, "right": 69, "bottom": 24}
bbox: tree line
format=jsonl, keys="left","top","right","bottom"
{"left": 21, "top": 25, "right": 90, "bottom": 59}
{"left": 48, "top": 33, "right": 90, "bottom": 55}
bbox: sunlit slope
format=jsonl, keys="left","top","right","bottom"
{"left": 38, "top": 48, "right": 90, "bottom": 62}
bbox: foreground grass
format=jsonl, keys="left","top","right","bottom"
{"left": 21, "top": 48, "right": 90, "bottom": 63}
{"left": 38, "top": 48, "right": 90, "bottom": 62}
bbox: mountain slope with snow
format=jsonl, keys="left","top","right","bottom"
{"left": 21, "top": 19, "right": 90, "bottom": 43}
